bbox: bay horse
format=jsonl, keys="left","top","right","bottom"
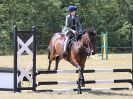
{"left": 47, "top": 27, "right": 96, "bottom": 94}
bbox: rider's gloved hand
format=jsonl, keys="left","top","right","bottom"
{"left": 77, "top": 32, "right": 82, "bottom": 40}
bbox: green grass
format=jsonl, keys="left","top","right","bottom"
{"left": 0, "top": 54, "right": 132, "bottom": 99}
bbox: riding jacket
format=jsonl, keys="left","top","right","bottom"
{"left": 65, "top": 14, "right": 82, "bottom": 33}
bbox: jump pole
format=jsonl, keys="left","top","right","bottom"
{"left": 131, "top": 26, "right": 133, "bottom": 89}
{"left": 13, "top": 25, "right": 17, "bottom": 92}
{"left": 32, "top": 26, "right": 37, "bottom": 91}
{"left": 101, "top": 32, "right": 108, "bottom": 60}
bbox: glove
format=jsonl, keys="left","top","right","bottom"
{"left": 77, "top": 33, "right": 82, "bottom": 40}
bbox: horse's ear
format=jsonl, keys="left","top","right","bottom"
{"left": 77, "top": 33, "right": 82, "bottom": 40}
{"left": 82, "top": 30, "right": 87, "bottom": 34}
{"left": 87, "top": 27, "right": 97, "bottom": 36}
{"left": 89, "top": 31, "right": 96, "bottom": 36}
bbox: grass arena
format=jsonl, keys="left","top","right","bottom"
{"left": 0, "top": 54, "right": 132, "bottom": 99}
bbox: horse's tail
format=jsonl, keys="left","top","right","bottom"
{"left": 48, "top": 46, "right": 50, "bottom": 59}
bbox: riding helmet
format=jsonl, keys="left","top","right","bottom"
{"left": 67, "top": 5, "right": 77, "bottom": 12}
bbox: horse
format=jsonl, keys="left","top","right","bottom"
{"left": 47, "top": 27, "right": 96, "bottom": 94}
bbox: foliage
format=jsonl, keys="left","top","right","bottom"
{"left": 0, "top": 0, "right": 132, "bottom": 54}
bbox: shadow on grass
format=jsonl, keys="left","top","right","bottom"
{"left": 86, "top": 90, "right": 133, "bottom": 96}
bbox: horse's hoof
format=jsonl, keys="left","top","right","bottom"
{"left": 78, "top": 91, "right": 82, "bottom": 94}
{"left": 81, "top": 83, "right": 85, "bottom": 87}
{"left": 47, "top": 68, "right": 50, "bottom": 71}
{"left": 54, "top": 68, "right": 58, "bottom": 70}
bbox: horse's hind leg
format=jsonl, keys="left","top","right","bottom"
{"left": 48, "top": 59, "right": 52, "bottom": 70}
{"left": 54, "top": 55, "right": 61, "bottom": 70}
{"left": 48, "top": 49, "right": 55, "bottom": 70}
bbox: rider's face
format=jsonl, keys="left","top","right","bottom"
{"left": 70, "top": 11, "right": 76, "bottom": 16}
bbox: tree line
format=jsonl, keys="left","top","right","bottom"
{"left": 0, "top": 0, "right": 133, "bottom": 54}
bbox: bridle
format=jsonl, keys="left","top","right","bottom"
{"left": 82, "top": 31, "right": 96, "bottom": 56}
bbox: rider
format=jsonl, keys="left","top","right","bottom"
{"left": 63, "top": 5, "right": 82, "bottom": 55}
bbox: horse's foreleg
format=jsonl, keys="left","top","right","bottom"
{"left": 55, "top": 56, "right": 61, "bottom": 70}
{"left": 77, "top": 68, "right": 82, "bottom": 94}
{"left": 72, "top": 59, "right": 82, "bottom": 94}
{"left": 80, "top": 68, "right": 85, "bottom": 87}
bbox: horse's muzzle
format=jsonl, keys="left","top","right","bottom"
{"left": 90, "top": 50, "right": 96, "bottom": 55}
{"left": 86, "top": 48, "right": 96, "bottom": 56}
{"left": 92, "top": 51, "right": 96, "bottom": 55}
